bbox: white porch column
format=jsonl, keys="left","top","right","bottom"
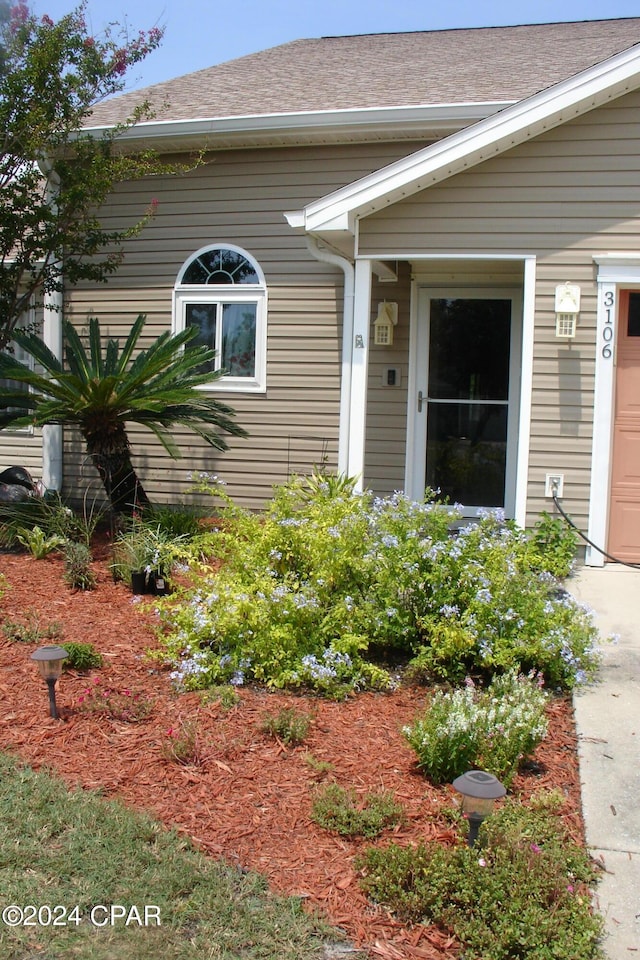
{"left": 42, "top": 287, "right": 63, "bottom": 491}
{"left": 347, "top": 259, "right": 372, "bottom": 487}
{"left": 513, "top": 256, "right": 536, "bottom": 528}
{"left": 41, "top": 163, "right": 63, "bottom": 492}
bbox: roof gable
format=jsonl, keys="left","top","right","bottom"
{"left": 289, "top": 39, "right": 640, "bottom": 235}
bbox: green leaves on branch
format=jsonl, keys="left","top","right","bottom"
{"left": 0, "top": 1, "right": 187, "bottom": 347}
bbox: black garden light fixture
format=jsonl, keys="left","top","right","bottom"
{"left": 30, "top": 645, "right": 68, "bottom": 719}
{"left": 452, "top": 769, "right": 506, "bottom": 847}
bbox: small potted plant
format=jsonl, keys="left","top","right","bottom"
{"left": 111, "top": 524, "right": 181, "bottom": 595}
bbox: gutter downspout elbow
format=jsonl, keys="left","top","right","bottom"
{"left": 305, "top": 237, "right": 354, "bottom": 476}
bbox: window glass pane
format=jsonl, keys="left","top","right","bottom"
{"left": 221, "top": 303, "right": 256, "bottom": 377}
{"left": 0, "top": 338, "right": 31, "bottom": 415}
{"left": 426, "top": 402, "right": 507, "bottom": 507}
{"left": 182, "top": 249, "right": 259, "bottom": 285}
{"left": 628, "top": 293, "right": 640, "bottom": 337}
{"left": 429, "top": 299, "right": 511, "bottom": 400}
{"left": 185, "top": 303, "right": 217, "bottom": 374}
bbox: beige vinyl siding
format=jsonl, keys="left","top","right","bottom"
{"left": 62, "top": 141, "right": 430, "bottom": 510}
{"left": 364, "top": 262, "right": 412, "bottom": 494}
{"left": 358, "top": 88, "right": 640, "bottom": 529}
{"left": 0, "top": 430, "right": 43, "bottom": 482}
{"left": 0, "top": 308, "right": 45, "bottom": 484}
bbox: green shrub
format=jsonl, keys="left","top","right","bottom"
{"left": 199, "top": 684, "right": 241, "bottom": 710}
{"left": 110, "top": 522, "right": 186, "bottom": 584}
{"left": 61, "top": 641, "right": 103, "bottom": 671}
{"left": 311, "top": 783, "right": 404, "bottom": 838}
{"left": 15, "top": 524, "right": 66, "bottom": 558}
{"left": 260, "top": 707, "right": 312, "bottom": 746}
{"left": 358, "top": 794, "right": 604, "bottom": 960}
{"left": 2, "top": 611, "right": 62, "bottom": 644}
{"left": 62, "top": 542, "right": 96, "bottom": 590}
{"left": 159, "top": 474, "right": 600, "bottom": 695}
{"left": 144, "top": 503, "right": 207, "bottom": 540}
{"left": 402, "top": 670, "right": 548, "bottom": 785}
{"left": 1, "top": 491, "right": 104, "bottom": 548}
{"left": 523, "top": 511, "right": 578, "bottom": 579}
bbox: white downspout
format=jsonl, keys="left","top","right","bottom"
{"left": 39, "top": 161, "right": 63, "bottom": 491}
{"left": 305, "top": 237, "right": 354, "bottom": 475}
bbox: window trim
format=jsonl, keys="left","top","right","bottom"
{"left": 173, "top": 243, "right": 267, "bottom": 394}
{"left": 1, "top": 306, "right": 36, "bottom": 434}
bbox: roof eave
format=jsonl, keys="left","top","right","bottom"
{"left": 299, "top": 41, "right": 640, "bottom": 234}
{"left": 81, "top": 100, "right": 513, "bottom": 151}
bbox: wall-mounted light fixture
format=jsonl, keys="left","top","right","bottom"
{"left": 555, "top": 282, "right": 581, "bottom": 339}
{"left": 374, "top": 302, "right": 398, "bottom": 346}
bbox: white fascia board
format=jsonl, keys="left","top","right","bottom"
{"left": 303, "top": 44, "right": 640, "bottom": 234}
{"left": 82, "top": 100, "right": 510, "bottom": 145}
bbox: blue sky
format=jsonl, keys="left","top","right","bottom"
{"left": 31, "top": 0, "right": 640, "bottom": 91}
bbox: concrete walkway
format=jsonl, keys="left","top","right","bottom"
{"left": 570, "top": 564, "right": 640, "bottom": 958}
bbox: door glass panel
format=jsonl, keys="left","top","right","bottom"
{"left": 429, "top": 299, "right": 511, "bottom": 399}
{"left": 426, "top": 298, "right": 511, "bottom": 508}
{"left": 426, "top": 403, "right": 508, "bottom": 507}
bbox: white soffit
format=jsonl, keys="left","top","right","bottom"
{"left": 299, "top": 43, "right": 640, "bottom": 235}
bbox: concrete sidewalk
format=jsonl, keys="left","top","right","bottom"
{"left": 570, "top": 565, "right": 640, "bottom": 958}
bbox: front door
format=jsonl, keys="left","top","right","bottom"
{"left": 409, "top": 288, "right": 521, "bottom": 516}
{"left": 608, "top": 290, "right": 640, "bottom": 562}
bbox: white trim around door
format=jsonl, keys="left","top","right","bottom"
{"left": 589, "top": 255, "right": 640, "bottom": 566}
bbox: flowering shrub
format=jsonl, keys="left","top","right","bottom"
{"left": 76, "top": 679, "right": 153, "bottom": 722}
{"left": 161, "top": 720, "right": 203, "bottom": 766}
{"left": 158, "top": 474, "right": 599, "bottom": 695}
{"left": 402, "top": 670, "right": 549, "bottom": 785}
{"left": 357, "top": 792, "right": 603, "bottom": 960}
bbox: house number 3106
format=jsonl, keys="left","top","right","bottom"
{"left": 601, "top": 290, "right": 615, "bottom": 359}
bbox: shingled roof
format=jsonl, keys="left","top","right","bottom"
{"left": 88, "top": 18, "right": 640, "bottom": 128}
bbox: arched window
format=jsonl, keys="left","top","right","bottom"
{"left": 174, "top": 244, "right": 267, "bottom": 392}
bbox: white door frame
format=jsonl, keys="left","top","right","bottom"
{"left": 588, "top": 255, "right": 640, "bottom": 565}
{"left": 404, "top": 257, "right": 535, "bottom": 526}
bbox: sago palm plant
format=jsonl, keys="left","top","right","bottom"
{"left": 0, "top": 314, "right": 247, "bottom": 514}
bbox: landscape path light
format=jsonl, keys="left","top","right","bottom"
{"left": 30, "top": 645, "right": 68, "bottom": 719}
{"left": 452, "top": 769, "right": 506, "bottom": 847}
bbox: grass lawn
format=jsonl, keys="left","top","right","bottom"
{"left": 0, "top": 751, "right": 361, "bottom": 960}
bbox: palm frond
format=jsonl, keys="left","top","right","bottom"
{"left": 114, "top": 313, "right": 146, "bottom": 375}
{"left": 10, "top": 330, "right": 63, "bottom": 375}
{"left": 64, "top": 323, "right": 93, "bottom": 381}
{"left": 88, "top": 317, "right": 104, "bottom": 378}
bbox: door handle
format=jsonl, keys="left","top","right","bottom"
{"left": 418, "top": 390, "right": 424, "bottom": 412}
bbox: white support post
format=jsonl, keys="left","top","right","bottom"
{"left": 514, "top": 256, "right": 536, "bottom": 528}
{"left": 586, "top": 279, "right": 617, "bottom": 566}
{"left": 348, "top": 259, "right": 372, "bottom": 487}
{"left": 42, "top": 286, "right": 63, "bottom": 492}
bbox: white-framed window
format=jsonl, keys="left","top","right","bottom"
{"left": 0, "top": 307, "right": 36, "bottom": 432}
{"left": 173, "top": 244, "right": 267, "bottom": 393}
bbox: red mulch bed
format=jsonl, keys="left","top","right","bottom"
{"left": 0, "top": 538, "right": 585, "bottom": 960}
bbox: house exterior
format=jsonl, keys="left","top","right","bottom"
{"left": 7, "top": 18, "right": 640, "bottom": 564}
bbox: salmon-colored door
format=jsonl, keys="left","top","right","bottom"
{"left": 609, "top": 290, "right": 640, "bottom": 562}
